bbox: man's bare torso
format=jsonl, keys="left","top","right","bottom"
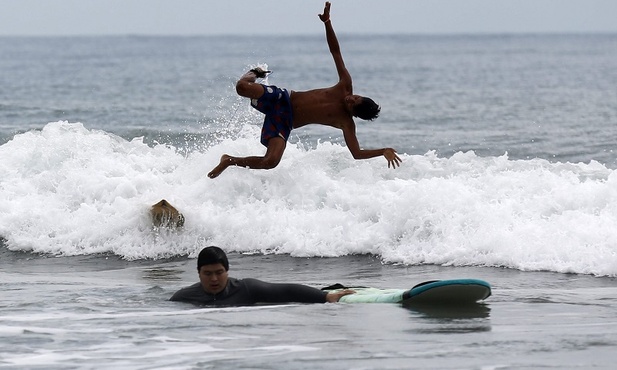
{"left": 290, "top": 83, "right": 352, "bottom": 129}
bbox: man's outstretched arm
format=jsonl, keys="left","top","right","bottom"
{"left": 342, "top": 121, "right": 402, "bottom": 169}
{"left": 244, "top": 278, "right": 355, "bottom": 304}
{"left": 319, "top": 2, "right": 352, "bottom": 88}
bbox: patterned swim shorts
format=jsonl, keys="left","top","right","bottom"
{"left": 250, "top": 84, "right": 294, "bottom": 147}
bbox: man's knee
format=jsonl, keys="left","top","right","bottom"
{"left": 261, "top": 156, "right": 281, "bottom": 169}
{"left": 236, "top": 80, "right": 264, "bottom": 99}
{"left": 262, "top": 136, "right": 285, "bottom": 169}
{"left": 236, "top": 80, "right": 250, "bottom": 96}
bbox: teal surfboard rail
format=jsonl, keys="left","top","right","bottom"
{"left": 404, "top": 279, "right": 491, "bottom": 299}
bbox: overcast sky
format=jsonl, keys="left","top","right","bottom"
{"left": 1, "top": 0, "right": 616, "bottom": 36}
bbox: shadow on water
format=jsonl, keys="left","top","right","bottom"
{"left": 404, "top": 302, "right": 491, "bottom": 319}
{"left": 404, "top": 303, "right": 492, "bottom": 334}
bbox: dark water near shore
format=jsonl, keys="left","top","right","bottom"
{"left": 2, "top": 250, "right": 616, "bottom": 369}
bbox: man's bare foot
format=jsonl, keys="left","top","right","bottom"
{"left": 208, "top": 155, "right": 233, "bottom": 179}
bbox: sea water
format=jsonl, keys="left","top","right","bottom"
{"left": 1, "top": 34, "right": 617, "bottom": 369}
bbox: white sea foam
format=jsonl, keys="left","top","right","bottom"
{"left": 1, "top": 121, "right": 616, "bottom": 276}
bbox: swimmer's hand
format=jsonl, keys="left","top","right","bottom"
{"left": 319, "top": 2, "right": 331, "bottom": 23}
{"left": 326, "top": 289, "right": 355, "bottom": 303}
{"left": 384, "top": 148, "right": 401, "bottom": 169}
{"left": 249, "top": 68, "right": 271, "bottom": 78}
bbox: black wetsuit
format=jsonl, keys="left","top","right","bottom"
{"left": 170, "top": 277, "right": 328, "bottom": 306}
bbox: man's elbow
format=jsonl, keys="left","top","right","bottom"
{"left": 350, "top": 151, "right": 364, "bottom": 160}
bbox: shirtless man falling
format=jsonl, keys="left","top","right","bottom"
{"left": 208, "top": 2, "right": 401, "bottom": 179}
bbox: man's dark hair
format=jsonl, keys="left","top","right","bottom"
{"left": 197, "top": 246, "right": 229, "bottom": 271}
{"left": 353, "top": 97, "right": 381, "bottom": 121}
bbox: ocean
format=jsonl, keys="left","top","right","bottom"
{"left": 1, "top": 34, "right": 617, "bottom": 369}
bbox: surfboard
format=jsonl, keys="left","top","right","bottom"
{"left": 324, "top": 279, "right": 491, "bottom": 305}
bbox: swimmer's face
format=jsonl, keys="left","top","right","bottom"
{"left": 199, "top": 263, "right": 229, "bottom": 294}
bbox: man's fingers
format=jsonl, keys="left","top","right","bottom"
{"left": 388, "top": 158, "right": 401, "bottom": 169}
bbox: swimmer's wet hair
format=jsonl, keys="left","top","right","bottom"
{"left": 197, "top": 246, "right": 229, "bottom": 271}
{"left": 353, "top": 97, "right": 381, "bottom": 121}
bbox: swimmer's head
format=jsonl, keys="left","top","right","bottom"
{"left": 197, "top": 246, "right": 229, "bottom": 271}
{"left": 345, "top": 95, "right": 381, "bottom": 121}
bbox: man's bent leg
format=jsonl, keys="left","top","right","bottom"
{"left": 259, "top": 137, "right": 286, "bottom": 169}
{"left": 236, "top": 72, "right": 267, "bottom": 99}
{"left": 207, "top": 137, "right": 287, "bottom": 179}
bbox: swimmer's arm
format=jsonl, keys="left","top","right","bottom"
{"left": 342, "top": 122, "right": 401, "bottom": 168}
{"left": 245, "top": 278, "right": 353, "bottom": 303}
{"left": 319, "top": 2, "right": 352, "bottom": 89}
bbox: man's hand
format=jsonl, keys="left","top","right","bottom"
{"left": 384, "top": 148, "right": 402, "bottom": 169}
{"left": 325, "top": 289, "right": 355, "bottom": 302}
{"left": 318, "top": 1, "right": 331, "bottom": 23}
